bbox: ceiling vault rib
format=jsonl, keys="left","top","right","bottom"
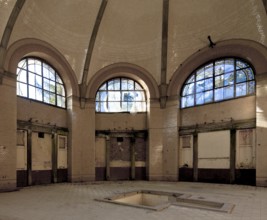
{"left": 159, "top": 0, "right": 169, "bottom": 108}
{"left": 0, "top": 0, "right": 25, "bottom": 71}
{"left": 79, "top": 0, "right": 108, "bottom": 106}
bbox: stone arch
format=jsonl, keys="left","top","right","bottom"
{"left": 4, "top": 38, "right": 79, "bottom": 97}
{"left": 87, "top": 62, "right": 160, "bottom": 101}
{"left": 168, "top": 39, "right": 267, "bottom": 98}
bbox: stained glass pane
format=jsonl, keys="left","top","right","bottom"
{"left": 215, "top": 88, "right": 224, "bottom": 101}
{"left": 108, "top": 91, "right": 120, "bottom": 101}
{"left": 121, "top": 79, "right": 128, "bottom": 90}
{"left": 56, "top": 74, "right": 63, "bottom": 84}
{"left": 134, "top": 91, "right": 145, "bottom": 101}
{"left": 225, "top": 59, "right": 234, "bottom": 73}
{"left": 49, "top": 68, "right": 55, "bottom": 80}
{"left": 36, "top": 88, "right": 43, "bottom": 101}
{"left": 205, "top": 78, "right": 213, "bottom": 90}
{"left": 43, "top": 64, "right": 50, "bottom": 78}
{"left": 196, "top": 80, "right": 205, "bottom": 92}
{"left": 135, "top": 82, "right": 143, "bottom": 90}
{"left": 196, "top": 68, "right": 204, "bottom": 81}
{"left": 244, "top": 68, "right": 254, "bottom": 80}
{"left": 236, "top": 83, "right": 247, "bottom": 97}
{"left": 204, "top": 90, "right": 213, "bottom": 103}
{"left": 99, "top": 83, "right": 106, "bottom": 90}
{"left": 49, "top": 81, "right": 56, "bottom": 92}
{"left": 113, "top": 78, "right": 120, "bottom": 90}
{"left": 128, "top": 80, "right": 134, "bottom": 90}
{"left": 29, "top": 86, "right": 35, "bottom": 99}
{"left": 205, "top": 64, "right": 213, "bottom": 78}
{"left": 57, "top": 84, "right": 65, "bottom": 96}
{"left": 18, "top": 60, "right": 27, "bottom": 69}
{"left": 236, "top": 70, "right": 247, "bottom": 83}
{"left": 109, "top": 102, "right": 121, "bottom": 112}
{"left": 44, "top": 91, "right": 50, "bottom": 103}
{"left": 49, "top": 93, "right": 56, "bottom": 105}
{"left": 248, "top": 81, "right": 255, "bottom": 94}
{"left": 184, "top": 95, "right": 194, "bottom": 107}
{"left": 236, "top": 60, "right": 248, "bottom": 69}
{"left": 224, "top": 86, "right": 234, "bottom": 99}
{"left": 17, "top": 82, "right": 27, "bottom": 97}
{"left": 186, "top": 75, "right": 195, "bottom": 83}
{"left": 196, "top": 92, "right": 204, "bottom": 105}
{"left": 224, "top": 72, "right": 234, "bottom": 86}
{"left": 36, "top": 75, "right": 42, "bottom": 88}
{"left": 183, "top": 83, "right": 195, "bottom": 96}
{"left": 17, "top": 69, "right": 27, "bottom": 83}
{"left": 29, "top": 72, "right": 35, "bottom": 86}
{"left": 99, "top": 91, "right": 107, "bottom": 101}
{"left": 215, "top": 60, "right": 224, "bottom": 75}
{"left": 215, "top": 75, "right": 224, "bottom": 88}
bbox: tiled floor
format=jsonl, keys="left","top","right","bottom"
{"left": 0, "top": 181, "right": 266, "bottom": 220}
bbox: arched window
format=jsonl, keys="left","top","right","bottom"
{"left": 181, "top": 58, "right": 255, "bottom": 108}
{"left": 16, "top": 57, "right": 66, "bottom": 108}
{"left": 95, "top": 77, "right": 146, "bottom": 113}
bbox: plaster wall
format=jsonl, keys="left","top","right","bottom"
{"left": 168, "top": 0, "right": 267, "bottom": 81}
{"left": 17, "top": 97, "right": 67, "bottom": 128}
{"left": 0, "top": 0, "right": 15, "bottom": 42}
{"left": 162, "top": 99, "right": 178, "bottom": 181}
{"left": 198, "top": 131, "right": 230, "bottom": 169}
{"left": 67, "top": 99, "right": 95, "bottom": 182}
{"left": 256, "top": 73, "right": 267, "bottom": 186}
{"left": 95, "top": 113, "right": 147, "bottom": 131}
{"left": 180, "top": 96, "right": 256, "bottom": 126}
{"left": 0, "top": 77, "right": 17, "bottom": 191}
{"left": 147, "top": 101, "right": 164, "bottom": 180}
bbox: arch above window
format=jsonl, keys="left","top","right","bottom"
{"left": 181, "top": 58, "right": 255, "bottom": 108}
{"left": 17, "top": 57, "right": 66, "bottom": 108}
{"left": 95, "top": 77, "right": 147, "bottom": 113}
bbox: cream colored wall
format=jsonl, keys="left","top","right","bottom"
{"left": 198, "top": 131, "right": 230, "bottom": 169}
{"left": 32, "top": 132, "right": 52, "bottom": 171}
{"left": 256, "top": 73, "right": 267, "bottom": 186}
{"left": 89, "top": 0, "right": 162, "bottom": 84}
{"left": 8, "top": 0, "right": 101, "bottom": 83}
{"left": 0, "top": 0, "right": 15, "bottom": 42}
{"left": 168, "top": 0, "right": 267, "bottom": 81}
{"left": 180, "top": 96, "right": 256, "bottom": 126}
{"left": 0, "top": 76, "right": 17, "bottom": 191}
{"left": 17, "top": 97, "right": 67, "bottom": 128}
{"left": 67, "top": 99, "right": 95, "bottom": 182}
{"left": 7, "top": 0, "right": 267, "bottom": 87}
{"left": 95, "top": 113, "right": 147, "bottom": 131}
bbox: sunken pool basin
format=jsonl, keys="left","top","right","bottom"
{"left": 96, "top": 190, "right": 235, "bottom": 213}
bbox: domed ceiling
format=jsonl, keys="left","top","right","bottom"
{"left": 1, "top": 0, "right": 267, "bottom": 85}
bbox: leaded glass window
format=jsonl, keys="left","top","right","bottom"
{"left": 17, "top": 57, "right": 66, "bottom": 108}
{"left": 181, "top": 58, "right": 255, "bottom": 108}
{"left": 95, "top": 78, "right": 146, "bottom": 113}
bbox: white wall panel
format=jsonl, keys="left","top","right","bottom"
{"left": 198, "top": 130, "right": 230, "bottom": 169}
{"left": 32, "top": 132, "right": 52, "bottom": 171}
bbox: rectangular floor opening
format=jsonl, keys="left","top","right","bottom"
{"left": 96, "top": 190, "right": 235, "bottom": 213}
